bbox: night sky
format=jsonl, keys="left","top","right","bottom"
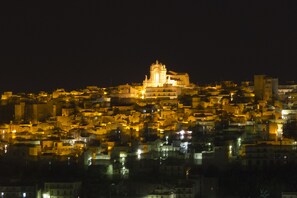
{"left": 0, "top": 0, "right": 296, "bottom": 93}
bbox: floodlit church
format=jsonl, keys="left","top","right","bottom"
{"left": 142, "top": 60, "right": 191, "bottom": 99}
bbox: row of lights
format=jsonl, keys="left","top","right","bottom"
{"left": 1, "top": 192, "right": 26, "bottom": 197}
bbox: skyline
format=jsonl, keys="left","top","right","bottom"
{"left": 0, "top": 1, "right": 296, "bottom": 92}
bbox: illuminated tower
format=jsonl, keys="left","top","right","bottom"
{"left": 143, "top": 60, "right": 167, "bottom": 87}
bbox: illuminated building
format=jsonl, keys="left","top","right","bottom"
{"left": 143, "top": 60, "right": 190, "bottom": 88}
{"left": 14, "top": 102, "right": 25, "bottom": 122}
{"left": 109, "top": 84, "right": 141, "bottom": 98}
{"left": 0, "top": 184, "right": 40, "bottom": 198}
{"left": 268, "top": 119, "right": 284, "bottom": 141}
{"left": 43, "top": 182, "right": 81, "bottom": 198}
{"left": 143, "top": 60, "right": 167, "bottom": 87}
{"left": 142, "top": 60, "right": 191, "bottom": 99}
{"left": 144, "top": 84, "right": 181, "bottom": 99}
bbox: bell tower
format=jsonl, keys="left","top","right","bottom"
{"left": 145, "top": 60, "right": 167, "bottom": 87}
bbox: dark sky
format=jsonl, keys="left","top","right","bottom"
{"left": 0, "top": 0, "right": 296, "bottom": 93}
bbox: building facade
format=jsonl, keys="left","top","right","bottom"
{"left": 254, "top": 75, "right": 278, "bottom": 102}
{"left": 143, "top": 61, "right": 190, "bottom": 99}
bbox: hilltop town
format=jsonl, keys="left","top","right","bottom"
{"left": 0, "top": 61, "right": 297, "bottom": 197}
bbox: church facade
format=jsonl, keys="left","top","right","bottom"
{"left": 143, "top": 61, "right": 190, "bottom": 99}
{"left": 143, "top": 60, "right": 190, "bottom": 88}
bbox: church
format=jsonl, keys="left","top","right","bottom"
{"left": 142, "top": 61, "right": 191, "bottom": 99}
{"left": 143, "top": 60, "right": 190, "bottom": 88}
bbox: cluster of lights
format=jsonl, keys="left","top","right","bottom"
{"left": 88, "top": 157, "right": 92, "bottom": 166}
{"left": 180, "top": 142, "right": 189, "bottom": 153}
{"left": 119, "top": 152, "right": 127, "bottom": 176}
{"left": 176, "top": 130, "right": 192, "bottom": 140}
{"left": 165, "top": 136, "right": 169, "bottom": 144}
{"left": 137, "top": 149, "right": 142, "bottom": 160}
{"left": 229, "top": 144, "right": 233, "bottom": 157}
{"left": 43, "top": 193, "right": 50, "bottom": 198}
{"left": 0, "top": 192, "right": 26, "bottom": 198}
